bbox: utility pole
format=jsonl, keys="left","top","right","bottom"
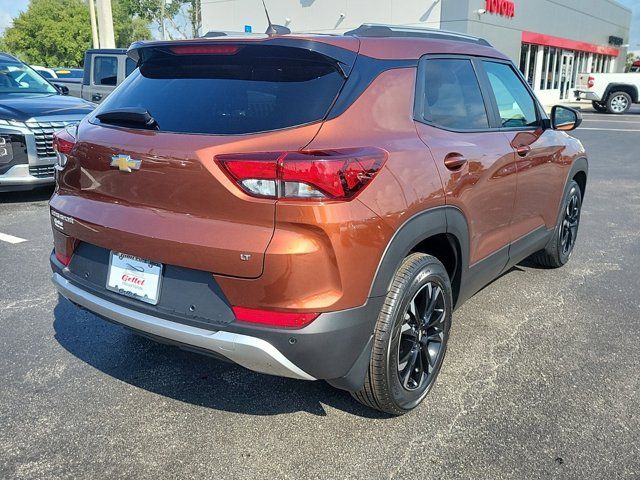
{"left": 95, "top": 0, "right": 116, "bottom": 48}
{"left": 160, "top": 0, "right": 166, "bottom": 40}
{"left": 88, "top": 0, "right": 99, "bottom": 49}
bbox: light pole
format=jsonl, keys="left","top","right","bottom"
{"left": 88, "top": 0, "right": 99, "bottom": 48}
{"left": 160, "top": 0, "right": 166, "bottom": 40}
{"left": 95, "top": 0, "right": 115, "bottom": 48}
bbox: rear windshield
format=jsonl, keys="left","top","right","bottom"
{"left": 91, "top": 45, "right": 345, "bottom": 135}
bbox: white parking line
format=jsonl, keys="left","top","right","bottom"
{"left": 0, "top": 232, "right": 27, "bottom": 244}
{"left": 582, "top": 114, "right": 640, "bottom": 119}
{"left": 578, "top": 127, "right": 640, "bottom": 132}
{"left": 582, "top": 119, "right": 640, "bottom": 123}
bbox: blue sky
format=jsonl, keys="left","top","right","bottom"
{"left": 1, "top": 0, "right": 639, "bottom": 48}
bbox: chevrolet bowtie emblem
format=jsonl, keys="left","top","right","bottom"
{"left": 110, "top": 154, "right": 141, "bottom": 173}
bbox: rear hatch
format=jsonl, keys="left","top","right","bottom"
{"left": 52, "top": 39, "right": 358, "bottom": 278}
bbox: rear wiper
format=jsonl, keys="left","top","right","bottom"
{"left": 96, "top": 108, "right": 159, "bottom": 130}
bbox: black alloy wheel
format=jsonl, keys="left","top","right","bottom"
{"left": 397, "top": 282, "right": 446, "bottom": 391}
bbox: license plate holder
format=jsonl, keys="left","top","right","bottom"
{"left": 106, "top": 252, "right": 163, "bottom": 305}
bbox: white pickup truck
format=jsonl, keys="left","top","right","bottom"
{"left": 575, "top": 71, "right": 640, "bottom": 114}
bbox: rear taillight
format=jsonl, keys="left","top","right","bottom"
{"left": 216, "top": 147, "right": 387, "bottom": 201}
{"left": 232, "top": 306, "right": 319, "bottom": 329}
{"left": 53, "top": 127, "right": 76, "bottom": 169}
{"left": 587, "top": 76, "right": 595, "bottom": 88}
{"left": 55, "top": 250, "right": 72, "bottom": 266}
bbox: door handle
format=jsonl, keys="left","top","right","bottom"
{"left": 444, "top": 153, "right": 468, "bottom": 171}
{"left": 515, "top": 145, "right": 531, "bottom": 157}
{"left": 92, "top": 93, "right": 102, "bottom": 102}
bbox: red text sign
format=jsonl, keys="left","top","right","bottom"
{"left": 485, "top": 0, "right": 515, "bottom": 17}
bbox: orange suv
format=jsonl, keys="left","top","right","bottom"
{"left": 50, "top": 25, "right": 587, "bottom": 415}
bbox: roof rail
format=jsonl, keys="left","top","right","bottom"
{"left": 344, "top": 24, "right": 492, "bottom": 47}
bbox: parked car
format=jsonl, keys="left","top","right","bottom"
{"left": 0, "top": 52, "right": 94, "bottom": 192}
{"left": 575, "top": 70, "right": 640, "bottom": 113}
{"left": 629, "top": 60, "right": 640, "bottom": 73}
{"left": 54, "top": 68, "right": 83, "bottom": 79}
{"left": 32, "top": 65, "right": 58, "bottom": 79}
{"left": 52, "top": 49, "right": 136, "bottom": 103}
{"left": 50, "top": 25, "right": 587, "bottom": 415}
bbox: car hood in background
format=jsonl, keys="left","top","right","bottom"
{"left": 0, "top": 93, "right": 95, "bottom": 121}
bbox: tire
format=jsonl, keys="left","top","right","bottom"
{"left": 591, "top": 101, "right": 607, "bottom": 113}
{"left": 352, "top": 253, "right": 453, "bottom": 415}
{"left": 531, "top": 180, "right": 582, "bottom": 268}
{"left": 605, "top": 91, "right": 632, "bottom": 114}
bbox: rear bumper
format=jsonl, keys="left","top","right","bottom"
{"left": 50, "top": 248, "right": 382, "bottom": 389}
{"left": 52, "top": 272, "right": 316, "bottom": 380}
{"left": 574, "top": 90, "right": 601, "bottom": 101}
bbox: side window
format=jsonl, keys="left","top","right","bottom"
{"left": 93, "top": 56, "right": 118, "bottom": 86}
{"left": 483, "top": 61, "right": 538, "bottom": 128}
{"left": 421, "top": 58, "right": 489, "bottom": 130}
{"left": 125, "top": 58, "right": 137, "bottom": 77}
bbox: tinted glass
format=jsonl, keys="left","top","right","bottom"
{"left": 0, "top": 60, "right": 57, "bottom": 94}
{"left": 93, "top": 56, "right": 118, "bottom": 86}
{"left": 483, "top": 61, "right": 538, "bottom": 128}
{"left": 422, "top": 59, "right": 488, "bottom": 130}
{"left": 38, "top": 70, "right": 54, "bottom": 79}
{"left": 92, "top": 46, "right": 345, "bottom": 135}
{"left": 55, "top": 69, "right": 83, "bottom": 78}
{"left": 125, "top": 58, "right": 137, "bottom": 77}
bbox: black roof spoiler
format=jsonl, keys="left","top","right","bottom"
{"left": 126, "top": 38, "right": 358, "bottom": 77}
{"left": 344, "top": 23, "right": 492, "bottom": 47}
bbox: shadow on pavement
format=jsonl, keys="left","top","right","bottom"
{"left": 53, "top": 297, "right": 390, "bottom": 419}
{"left": 0, "top": 186, "right": 54, "bottom": 204}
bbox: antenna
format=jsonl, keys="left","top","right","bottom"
{"left": 262, "top": 0, "right": 277, "bottom": 35}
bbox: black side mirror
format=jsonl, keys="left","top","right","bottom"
{"left": 54, "top": 83, "right": 69, "bottom": 95}
{"left": 551, "top": 105, "right": 582, "bottom": 131}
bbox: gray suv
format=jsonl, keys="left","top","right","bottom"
{"left": 0, "top": 52, "right": 94, "bottom": 192}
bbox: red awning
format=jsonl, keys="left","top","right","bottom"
{"left": 522, "top": 31, "right": 620, "bottom": 56}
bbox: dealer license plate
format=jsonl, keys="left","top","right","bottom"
{"left": 106, "top": 252, "right": 162, "bottom": 305}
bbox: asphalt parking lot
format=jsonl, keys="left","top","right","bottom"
{"left": 1, "top": 106, "right": 639, "bottom": 479}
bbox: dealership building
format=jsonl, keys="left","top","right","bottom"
{"left": 201, "top": 0, "right": 632, "bottom": 105}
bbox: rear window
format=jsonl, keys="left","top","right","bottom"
{"left": 91, "top": 45, "right": 345, "bottom": 135}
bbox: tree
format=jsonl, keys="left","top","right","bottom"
{"left": 112, "top": 0, "right": 153, "bottom": 46}
{"left": 625, "top": 52, "right": 638, "bottom": 72}
{"left": 2, "top": 0, "right": 151, "bottom": 67}
{"left": 122, "top": 0, "right": 201, "bottom": 39}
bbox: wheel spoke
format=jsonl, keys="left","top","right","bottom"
{"left": 401, "top": 348, "right": 420, "bottom": 388}
{"left": 428, "top": 309, "right": 445, "bottom": 328}
{"left": 423, "top": 285, "right": 441, "bottom": 322}
{"left": 425, "top": 332, "right": 443, "bottom": 343}
{"left": 425, "top": 342, "right": 440, "bottom": 370}
{"left": 408, "top": 297, "right": 418, "bottom": 323}
{"left": 398, "top": 337, "right": 417, "bottom": 366}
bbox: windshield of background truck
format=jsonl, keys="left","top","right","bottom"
{"left": 0, "top": 60, "right": 57, "bottom": 94}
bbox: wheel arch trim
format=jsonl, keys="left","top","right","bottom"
{"left": 368, "top": 206, "right": 470, "bottom": 301}
{"left": 565, "top": 156, "right": 588, "bottom": 206}
{"left": 604, "top": 84, "right": 638, "bottom": 103}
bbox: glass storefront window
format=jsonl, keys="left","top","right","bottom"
{"left": 548, "top": 47, "right": 557, "bottom": 90}
{"left": 527, "top": 45, "right": 538, "bottom": 86}
{"left": 520, "top": 44, "right": 615, "bottom": 93}
{"left": 518, "top": 43, "right": 539, "bottom": 87}
{"left": 553, "top": 48, "right": 561, "bottom": 89}
{"left": 519, "top": 44, "right": 528, "bottom": 74}
{"left": 540, "top": 46, "right": 549, "bottom": 90}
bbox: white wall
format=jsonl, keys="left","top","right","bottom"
{"left": 201, "top": 0, "right": 441, "bottom": 35}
